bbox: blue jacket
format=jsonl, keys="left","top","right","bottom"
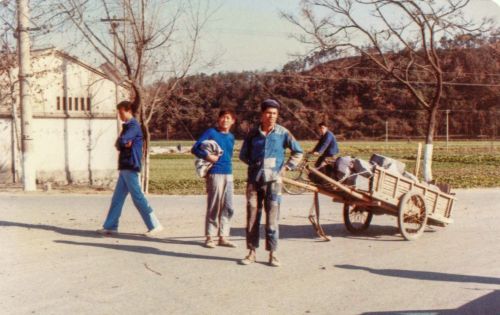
{"left": 191, "top": 127, "right": 235, "bottom": 174}
{"left": 240, "top": 124, "right": 303, "bottom": 183}
{"left": 313, "top": 130, "right": 339, "bottom": 157}
{"left": 117, "top": 118, "right": 143, "bottom": 172}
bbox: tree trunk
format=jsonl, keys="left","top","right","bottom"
{"left": 142, "top": 127, "right": 151, "bottom": 194}
{"left": 423, "top": 107, "right": 439, "bottom": 182}
{"left": 165, "top": 118, "right": 169, "bottom": 141}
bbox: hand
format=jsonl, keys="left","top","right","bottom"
{"left": 280, "top": 165, "right": 291, "bottom": 175}
{"left": 206, "top": 154, "right": 219, "bottom": 163}
{"left": 312, "top": 151, "right": 319, "bottom": 156}
{"left": 124, "top": 141, "right": 133, "bottom": 148}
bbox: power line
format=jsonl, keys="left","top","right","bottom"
{"left": 230, "top": 109, "right": 497, "bottom": 113}
{"left": 253, "top": 72, "right": 500, "bottom": 88}
{"left": 153, "top": 69, "right": 500, "bottom": 88}
{"left": 152, "top": 65, "right": 500, "bottom": 78}
{"left": 308, "top": 65, "right": 500, "bottom": 78}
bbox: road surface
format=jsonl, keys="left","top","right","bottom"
{"left": 0, "top": 189, "right": 499, "bottom": 314}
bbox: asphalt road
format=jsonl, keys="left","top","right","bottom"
{"left": 0, "top": 189, "right": 499, "bottom": 315}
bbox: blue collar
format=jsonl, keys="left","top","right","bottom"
{"left": 123, "top": 117, "right": 136, "bottom": 125}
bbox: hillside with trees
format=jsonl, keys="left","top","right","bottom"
{"left": 150, "top": 33, "right": 499, "bottom": 141}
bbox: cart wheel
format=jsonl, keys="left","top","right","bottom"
{"left": 398, "top": 192, "right": 428, "bottom": 241}
{"left": 343, "top": 204, "right": 373, "bottom": 234}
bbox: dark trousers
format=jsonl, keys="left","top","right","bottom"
{"left": 315, "top": 155, "right": 335, "bottom": 168}
{"left": 245, "top": 181, "right": 282, "bottom": 251}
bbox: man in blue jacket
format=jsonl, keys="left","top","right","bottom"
{"left": 239, "top": 99, "right": 303, "bottom": 267}
{"left": 97, "top": 100, "right": 162, "bottom": 236}
{"left": 311, "top": 122, "right": 339, "bottom": 168}
{"left": 191, "top": 110, "right": 237, "bottom": 249}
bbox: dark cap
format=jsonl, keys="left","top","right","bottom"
{"left": 261, "top": 99, "right": 280, "bottom": 112}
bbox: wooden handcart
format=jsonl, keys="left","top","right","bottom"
{"left": 283, "top": 165, "right": 455, "bottom": 241}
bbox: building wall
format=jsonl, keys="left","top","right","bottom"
{"left": 0, "top": 49, "right": 127, "bottom": 186}
{"left": 0, "top": 118, "right": 14, "bottom": 182}
{"left": 0, "top": 116, "right": 119, "bottom": 186}
{"left": 31, "top": 51, "right": 122, "bottom": 117}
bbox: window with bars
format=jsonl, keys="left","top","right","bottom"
{"left": 57, "top": 96, "right": 91, "bottom": 112}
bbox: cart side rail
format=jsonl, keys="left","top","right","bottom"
{"left": 371, "top": 166, "right": 455, "bottom": 221}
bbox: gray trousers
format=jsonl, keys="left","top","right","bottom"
{"left": 205, "top": 174, "right": 235, "bottom": 237}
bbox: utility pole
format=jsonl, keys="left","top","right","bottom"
{"left": 111, "top": 21, "right": 120, "bottom": 133}
{"left": 100, "top": 17, "right": 127, "bottom": 133}
{"left": 493, "top": 108, "right": 497, "bottom": 153}
{"left": 17, "top": 0, "right": 36, "bottom": 191}
{"left": 385, "top": 120, "right": 389, "bottom": 144}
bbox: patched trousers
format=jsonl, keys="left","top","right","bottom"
{"left": 245, "top": 180, "right": 282, "bottom": 251}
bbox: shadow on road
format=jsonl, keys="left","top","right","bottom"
{"left": 54, "top": 240, "right": 240, "bottom": 262}
{"left": 1, "top": 220, "right": 242, "bottom": 262}
{"left": 231, "top": 223, "right": 405, "bottom": 241}
{"left": 0, "top": 220, "right": 204, "bottom": 246}
{"left": 1, "top": 220, "right": 431, "bottom": 245}
{"left": 361, "top": 290, "right": 500, "bottom": 314}
{"left": 335, "top": 264, "right": 500, "bottom": 285}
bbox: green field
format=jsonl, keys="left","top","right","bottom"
{"left": 150, "top": 140, "right": 500, "bottom": 194}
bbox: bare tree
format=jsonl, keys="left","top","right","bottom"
{"left": 283, "top": 0, "right": 492, "bottom": 182}
{"left": 0, "top": 1, "right": 19, "bottom": 113}
{"left": 1, "top": 0, "right": 88, "bottom": 186}
{"left": 0, "top": 36, "right": 17, "bottom": 108}
{"left": 0, "top": 3, "right": 21, "bottom": 183}
{"left": 55, "top": 0, "right": 217, "bottom": 192}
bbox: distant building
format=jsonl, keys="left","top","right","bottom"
{"left": 0, "top": 48, "right": 127, "bottom": 186}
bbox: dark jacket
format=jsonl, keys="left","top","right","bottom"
{"left": 313, "top": 130, "right": 339, "bottom": 157}
{"left": 117, "top": 118, "right": 143, "bottom": 172}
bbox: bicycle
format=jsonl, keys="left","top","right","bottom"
{"left": 282, "top": 153, "right": 315, "bottom": 195}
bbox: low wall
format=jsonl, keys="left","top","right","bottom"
{"left": 0, "top": 116, "right": 119, "bottom": 186}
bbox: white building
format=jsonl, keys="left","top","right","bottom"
{"left": 0, "top": 48, "right": 126, "bottom": 186}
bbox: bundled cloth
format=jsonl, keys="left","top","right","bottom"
{"left": 314, "top": 156, "right": 374, "bottom": 191}
{"left": 369, "top": 154, "right": 420, "bottom": 183}
{"left": 314, "top": 153, "right": 421, "bottom": 192}
{"left": 370, "top": 154, "right": 406, "bottom": 175}
{"left": 194, "top": 140, "right": 223, "bottom": 178}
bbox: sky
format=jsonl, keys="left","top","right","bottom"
{"left": 196, "top": 0, "right": 500, "bottom": 73}
{"left": 27, "top": 0, "right": 500, "bottom": 74}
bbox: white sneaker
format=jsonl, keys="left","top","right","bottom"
{"left": 144, "top": 225, "right": 164, "bottom": 237}
{"left": 97, "top": 228, "right": 118, "bottom": 236}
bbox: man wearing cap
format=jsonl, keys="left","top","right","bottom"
{"left": 239, "top": 99, "right": 303, "bottom": 267}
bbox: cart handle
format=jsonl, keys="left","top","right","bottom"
{"left": 307, "top": 166, "right": 372, "bottom": 202}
